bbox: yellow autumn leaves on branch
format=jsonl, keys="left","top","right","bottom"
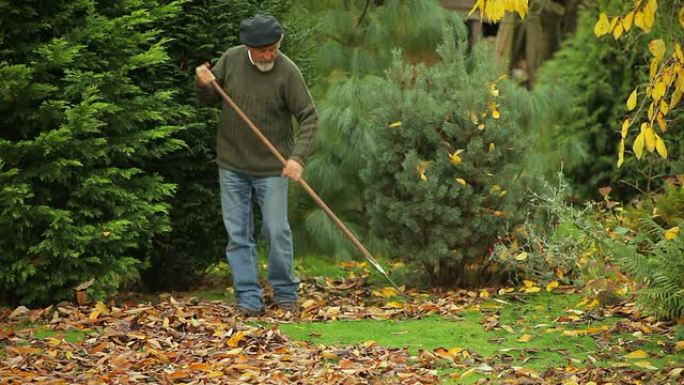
{"left": 594, "top": 0, "right": 684, "bottom": 167}
{"left": 468, "top": 0, "right": 528, "bottom": 22}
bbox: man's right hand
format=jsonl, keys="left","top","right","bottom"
{"left": 195, "top": 62, "right": 215, "bottom": 86}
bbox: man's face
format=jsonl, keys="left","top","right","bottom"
{"left": 249, "top": 42, "right": 280, "bottom": 72}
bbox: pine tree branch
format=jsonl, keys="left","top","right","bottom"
{"left": 357, "top": 0, "right": 371, "bottom": 29}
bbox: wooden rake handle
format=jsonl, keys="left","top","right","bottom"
{"left": 209, "top": 80, "right": 403, "bottom": 293}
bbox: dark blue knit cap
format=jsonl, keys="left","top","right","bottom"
{"left": 240, "top": 14, "right": 283, "bottom": 48}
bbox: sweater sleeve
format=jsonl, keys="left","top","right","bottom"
{"left": 285, "top": 67, "right": 318, "bottom": 166}
{"left": 195, "top": 52, "right": 228, "bottom": 106}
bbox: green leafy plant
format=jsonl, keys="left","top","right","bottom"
{"left": 606, "top": 186, "right": 684, "bottom": 319}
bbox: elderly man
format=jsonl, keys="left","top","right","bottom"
{"left": 195, "top": 14, "right": 318, "bottom": 317}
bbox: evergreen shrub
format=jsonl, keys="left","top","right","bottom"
{"left": 0, "top": 1, "right": 185, "bottom": 305}
{"left": 363, "top": 31, "right": 539, "bottom": 287}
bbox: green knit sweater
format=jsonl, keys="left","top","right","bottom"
{"left": 196, "top": 45, "right": 318, "bottom": 175}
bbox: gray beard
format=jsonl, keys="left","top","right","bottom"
{"left": 255, "top": 61, "right": 274, "bottom": 72}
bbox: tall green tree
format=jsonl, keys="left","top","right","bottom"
{"left": 0, "top": 0, "right": 185, "bottom": 305}
{"left": 290, "top": 0, "right": 467, "bottom": 258}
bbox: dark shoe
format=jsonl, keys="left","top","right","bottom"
{"left": 276, "top": 301, "right": 300, "bottom": 316}
{"left": 236, "top": 306, "right": 264, "bottom": 318}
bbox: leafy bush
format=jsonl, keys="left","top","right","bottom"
{"left": 0, "top": 1, "right": 185, "bottom": 306}
{"left": 362, "top": 31, "right": 542, "bottom": 287}
{"left": 489, "top": 176, "right": 615, "bottom": 287}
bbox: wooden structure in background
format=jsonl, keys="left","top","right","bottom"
{"left": 439, "top": 0, "right": 579, "bottom": 85}
{"left": 440, "top": 0, "right": 484, "bottom": 44}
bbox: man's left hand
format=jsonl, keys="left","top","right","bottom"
{"left": 282, "top": 159, "right": 303, "bottom": 181}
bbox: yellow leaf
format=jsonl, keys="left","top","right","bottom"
{"left": 649, "top": 58, "right": 659, "bottom": 79}
{"left": 456, "top": 178, "right": 467, "bottom": 186}
{"left": 447, "top": 347, "right": 463, "bottom": 356}
{"left": 665, "top": 226, "right": 679, "bottom": 240}
{"left": 633, "top": 132, "right": 645, "bottom": 159}
{"left": 88, "top": 310, "right": 101, "bottom": 321}
{"left": 609, "top": 16, "right": 619, "bottom": 31}
{"left": 675, "top": 341, "right": 684, "bottom": 351}
{"left": 648, "top": 101, "right": 655, "bottom": 121}
{"left": 479, "top": 290, "right": 489, "bottom": 298}
{"left": 644, "top": 10, "right": 655, "bottom": 31}
{"left": 621, "top": 118, "right": 631, "bottom": 138}
{"left": 417, "top": 161, "right": 429, "bottom": 181}
{"left": 623, "top": 11, "right": 634, "bottom": 31}
{"left": 388, "top": 121, "right": 402, "bottom": 128}
{"left": 626, "top": 89, "right": 638, "bottom": 111}
{"left": 643, "top": 124, "right": 656, "bottom": 152}
{"left": 467, "top": 0, "right": 483, "bottom": 18}
{"left": 514, "top": 0, "right": 528, "bottom": 19}
{"left": 523, "top": 279, "right": 535, "bottom": 288}
{"left": 648, "top": 39, "right": 666, "bottom": 61}
{"left": 634, "top": 360, "right": 658, "bottom": 370}
{"left": 386, "top": 301, "right": 405, "bottom": 309}
{"left": 488, "top": 82, "right": 500, "bottom": 97}
{"left": 546, "top": 281, "right": 559, "bottom": 292}
{"left": 489, "top": 142, "right": 495, "bottom": 152}
{"left": 489, "top": 100, "right": 500, "bottom": 119}
{"left": 653, "top": 81, "right": 667, "bottom": 102}
{"left": 449, "top": 150, "right": 464, "bottom": 166}
{"left": 380, "top": 287, "right": 398, "bottom": 297}
{"left": 671, "top": 90, "right": 682, "bottom": 110}
{"left": 594, "top": 13, "right": 611, "bottom": 37}
{"left": 660, "top": 100, "right": 669, "bottom": 116}
{"left": 525, "top": 287, "right": 541, "bottom": 293}
{"left": 656, "top": 113, "right": 667, "bottom": 132}
{"left": 625, "top": 349, "right": 649, "bottom": 359}
{"left": 680, "top": 7, "right": 684, "bottom": 28}
{"left": 459, "top": 367, "right": 477, "bottom": 379}
{"left": 634, "top": 12, "right": 646, "bottom": 31}
{"left": 617, "top": 138, "right": 625, "bottom": 168}
{"left": 515, "top": 252, "right": 528, "bottom": 261}
{"left": 612, "top": 22, "right": 624, "bottom": 39}
{"left": 518, "top": 334, "right": 533, "bottom": 342}
{"left": 676, "top": 43, "right": 684, "bottom": 61}
{"left": 227, "top": 331, "right": 245, "bottom": 348}
{"left": 469, "top": 110, "right": 479, "bottom": 124}
{"left": 655, "top": 135, "right": 668, "bottom": 159}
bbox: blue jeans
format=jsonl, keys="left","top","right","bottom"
{"left": 218, "top": 168, "right": 299, "bottom": 311}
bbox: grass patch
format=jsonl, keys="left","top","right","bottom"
{"left": 34, "top": 326, "right": 89, "bottom": 343}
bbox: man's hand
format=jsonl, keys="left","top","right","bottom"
{"left": 282, "top": 159, "right": 303, "bottom": 181}
{"left": 195, "top": 62, "right": 215, "bottom": 87}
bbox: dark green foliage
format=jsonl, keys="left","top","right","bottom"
{"left": 290, "top": 0, "right": 466, "bottom": 258}
{"left": 141, "top": 0, "right": 302, "bottom": 291}
{"left": 535, "top": 3, "right": 684, "bottom": 201}
{"left": 0, "top": 1, "right": 186, "bottom": 306}
{"left": 362, "top": 32, "right": 539, "bottom": 287}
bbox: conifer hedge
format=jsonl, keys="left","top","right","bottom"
{"left": 0, "top": 1, "right": 186, "bottom": 305}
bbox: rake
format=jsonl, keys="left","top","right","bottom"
{"left": 209, "top": 79, "right": 404, "bottom": 296}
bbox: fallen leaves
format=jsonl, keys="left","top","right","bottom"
{"left": 0, "top": 297, "right": 441, "bottom": 384}
{"left": 2, "top": 276, "right": 684, "bottom": 384}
